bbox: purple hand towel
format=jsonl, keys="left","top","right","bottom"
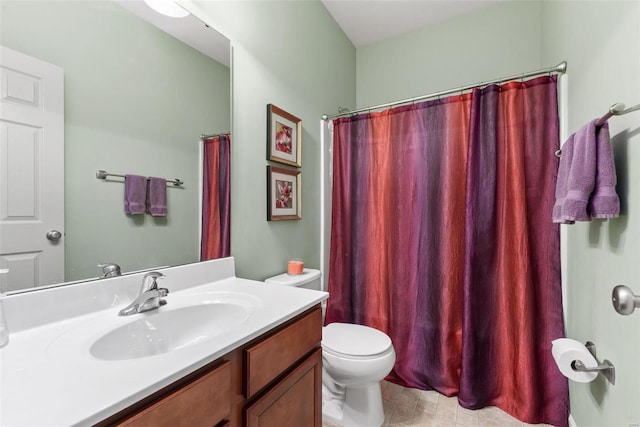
{"left": 552, "top": 134, "right": 576, "bottom": 224}
{"left": 588, "top": 123, "right": 620, "bottom": 218}
{"left": 553, "top": 119, "right": 619, "bottom": 224}
{"left": 124, "top": 174, "right": 147, "bottom": 215}
{"left": 147, "top": 177, "right": 167, "bottom": 217}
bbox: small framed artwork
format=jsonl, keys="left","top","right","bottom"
{"left": 267, "top": 104, "right": 302, "bottom": 167}
{"left": 267, "top": 166, "right": 301, "bottom": 221}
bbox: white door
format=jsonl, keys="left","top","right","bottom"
{"left": 0, "top": 46, "right": 64, "bottom": 292}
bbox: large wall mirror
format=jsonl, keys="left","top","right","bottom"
{"left": 0, "top": 0, "right": 231, "bottom": 293}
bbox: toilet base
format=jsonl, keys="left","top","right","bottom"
{"left": 321, "top": 382, "right": 385, "bottom": 427}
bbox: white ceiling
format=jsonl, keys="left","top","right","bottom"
{"left": 114, "top": 0, "right": 501, "bottom": 67}
{"left": 113, "top": 0, "right": 230, "bottom": 67}
{"left": 321, "top": 0, "right": 501, "bottom": 47}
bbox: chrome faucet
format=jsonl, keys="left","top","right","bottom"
{"left": 98, "top": 263, "right": 121, "bottom": 278}
{"left": 118, "top": 271, "right": 169, "bottom": 316}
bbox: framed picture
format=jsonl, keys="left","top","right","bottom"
{"left": 267, "top": 104, "right": 302, "bottom": 167}
{"left": 267, "top": 166, "right": 301, "bottom": 221}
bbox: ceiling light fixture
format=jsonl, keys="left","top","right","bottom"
{"left": 143, "top": 0, "right": 189, "bottom": 18}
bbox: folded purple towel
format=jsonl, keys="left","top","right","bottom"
{"left": 553, "top": 120, "right": 619, "bottom": 224}
{"left": 124, "top": 174, "right": 147, "bottom": 215}
{"left": 552, "top": 133, "right": 576, "bottom": 224}
{"left": 588, "top": 123, "right": 620, "bottom": 218}
{"left": 147, "top": 177, "right": 167, "bottom": 217}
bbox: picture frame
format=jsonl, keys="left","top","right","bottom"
{"left": 267, "top": 166, "right": 301, "bottom": 221}
{"left": 267, "top": 104, "right": 302, "bottom": 167}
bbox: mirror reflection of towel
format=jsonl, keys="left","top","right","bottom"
{"left": 147, "top": 177, "right": 167, "bottom": 217}
{"left": 124, "top": 174, "right": 147, "bottom": 215}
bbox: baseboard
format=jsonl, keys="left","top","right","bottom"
{"left": 569, "top": 413, "right": 578, "bottom": 427}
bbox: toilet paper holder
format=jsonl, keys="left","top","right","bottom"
{"left": 571, "top": 341, "right": 615, "bottom": 385}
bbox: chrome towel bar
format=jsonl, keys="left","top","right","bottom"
{"left": 96, "top": 170, "right": 183, "bottom": 187}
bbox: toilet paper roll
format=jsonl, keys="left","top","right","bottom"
{"left": 551, "top": 338, "right": 598, "bottom": 383}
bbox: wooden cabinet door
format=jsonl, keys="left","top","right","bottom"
{"left": 245, "top": 348, "right": 322, "bottom": 427}
{"left": 117, "top": 361, "right": 231, "bottom": 427}
{"left": 244, "top": 306, "right": 322, "bottom": 398}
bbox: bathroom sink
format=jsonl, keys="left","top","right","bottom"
{"left": 47, "top": 291, "right": 261, "bottom": 361}
{"left": 91, "top": 301, "right": 249, "bottom": 360}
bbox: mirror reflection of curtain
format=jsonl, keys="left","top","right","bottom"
{"left": 201, "top": 135, "right": 231, "bottom": 260}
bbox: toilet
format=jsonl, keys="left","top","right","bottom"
{"left": 265, "top": 269, "right": 396, "bottom": 427}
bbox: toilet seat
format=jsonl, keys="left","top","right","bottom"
{"left": 323, "top": 323, "right": 392, "bottom": 358}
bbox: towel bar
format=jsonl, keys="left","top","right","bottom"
{"left": 96, "top": 170, "right": 183, "bottom": 187}
{"left": 555, "top": 101, "right": 639, "bottom": 157}
{"left": 595, "top": 102, "right": 640, "bottom": 127}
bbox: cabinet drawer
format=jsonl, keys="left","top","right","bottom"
{"left": 245, "top": 348, "right": 322, "bottom": 427}
{"left": 244, "top": 306, "right": 322, "bottom": 398}
{"left": 117, "top": 361, "right": 231, "bottom": 427}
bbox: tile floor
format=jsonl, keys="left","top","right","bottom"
{"left": 323, "top": 381, "right": 554, "bottom": 427}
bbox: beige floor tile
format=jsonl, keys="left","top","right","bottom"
{"left": 415, "top": 398, "right": 437, "bottom": 416}
{"left": 478, "top": 406, "right": 522, "bottom": 426}
{"left": 456, "top": 406, "right": 479, "bottom": 426}
{"left": 383, "top": 381, "right": 409, "bottom": 406}
{"left": 387, "top": 403, "right": 416, "bottom": 426}
{"left": 410, "top": 409, "right": 438, "bottom": 425}
{"left": 436, "top": 394, "right": 459, "bottom": 418}
{"left": 401, "top": 386, "right": 430, "bottom": 401}
{"left": 325, "top": 382, "right": 532, "bottom": 427}
{"left": 420, "top": 390, "right": 441, "bottom": 405}
{"left": 382, "top": 400, "right": 397, "bottom": 426}
{"left": 478, "top": 420, "right": 508, "bottom": 427}
{"left": 415, "top": 413, "right": 457, "bottom": 427}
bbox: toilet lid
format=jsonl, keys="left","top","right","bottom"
{"left": 322, "top": 323, "right": 392, "bottom": 357}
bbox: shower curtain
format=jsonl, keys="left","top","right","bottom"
{"left": 200, "top": 134, "right": 231, "bottom": 260}
{"left": 325, "top": 76, "right": 568, "bottom": 426}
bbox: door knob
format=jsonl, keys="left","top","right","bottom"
{"left": 611, "top": 285, "right": 640, "bottom": 315}
{"left": 46, "top": 230, "right": 62, "bottom": 241}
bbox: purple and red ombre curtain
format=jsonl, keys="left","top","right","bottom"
{"left": 325, "top": 76, "right": 568, "bottom": 426}
{"left": 200, "top": 134, "right": 231, "bottom": 261}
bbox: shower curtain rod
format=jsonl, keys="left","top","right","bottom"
{"left": 322, "top": 61, "right": 567, "bottom": 121}
{"left": 201, "top": 131, "right": 231, "bottom": 139}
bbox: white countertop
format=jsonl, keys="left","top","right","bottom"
{"left": 0, "top": 260, "right": 328, "bottom": 426}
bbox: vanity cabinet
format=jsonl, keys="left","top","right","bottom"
{"left": 245, "top": 348, "right": 322, "bottom": 427}
{"left": 116, "top": 361, "right": 232, "bottom": 427}
{"left": 244, "top": 306, "right": 322, "bottom": 427}
{"left": 99, "top": 305, "right": 322, "bottom": 427}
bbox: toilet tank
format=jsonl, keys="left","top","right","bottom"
{"left": 264, "top": 268, "right": 322, "bottom": 291}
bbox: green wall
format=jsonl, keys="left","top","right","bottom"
{"left": 542, "top": 1, "right": 640, "bottom": 425}
{"left": 1, "top": 1, "right": 230, "bottom": 283}
{"left": 347, "top": 0, "right": 640, "bottom": 424}
{"left": 356, "top": 0, "right": 543, "bottom": 108}
{"left": 185, "top": 0, "right": 356, "bottom": 280}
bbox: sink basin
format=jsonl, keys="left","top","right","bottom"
{"left": 47, "top": 291, "right": 261, "bottom": 361}
{"left": 91, "top": 301, "right": 250, "bottom": 361}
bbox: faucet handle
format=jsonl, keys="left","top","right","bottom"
{"left": 141, "top": 271, "right": 165, "bottom": 291}
{"left": 143, "top": 271, "right": 164, "bottom": 280}
{"left": 98, "top": 263, "right": 121, "bottom": 278}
